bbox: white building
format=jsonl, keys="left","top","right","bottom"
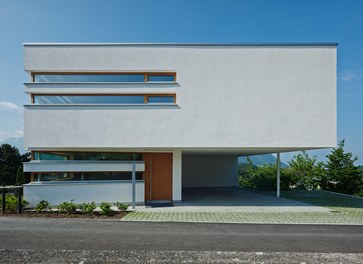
{"left": 22, "top": 43, "right": 337, "bottom": 206}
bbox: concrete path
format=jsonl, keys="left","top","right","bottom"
{"left": 138, "top": 188, "right": 330, "bottom": 212}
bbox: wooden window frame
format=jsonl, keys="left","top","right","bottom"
{"left": 31, "top": 93, "right": 176, "bottom": 104}
{"left": 31, "top": 72, "right": 177, "bottom": 83}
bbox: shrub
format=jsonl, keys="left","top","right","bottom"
{"left": 35, "top": 200, "right": 51, "bottom": 212}
{"left": 238, "top": 163, "right": 293, "bottom": 191}
{"left": 0, "top": 195, "right": 28, "bottom": 213}
{"left": 115, "top": 202, "right": 129, "bottom": 211}
{"left": 100, "top": 202, "right": 114, "bottom": 215}
{"left": 78, "top": 202, "right": 96, "bottom": 214}
{"left": 57, "top": 200, "right": 78, "bottom": 214}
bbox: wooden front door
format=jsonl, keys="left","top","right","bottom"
{"left": 144, "top": 153, "right": 173, "bottom": 201}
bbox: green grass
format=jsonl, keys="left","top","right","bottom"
{"left": 122, "top": 191, "right": 363, "bottom": 224}
{"left": 281, "top": 190, "right": 363, "bottom": 217}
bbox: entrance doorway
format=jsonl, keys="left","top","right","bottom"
{"left": 144, "top": 153, "right": 173, "bottom": 203}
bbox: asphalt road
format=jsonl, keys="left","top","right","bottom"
{"left": 0, "top": 217, "right": 362, "bottom": 253}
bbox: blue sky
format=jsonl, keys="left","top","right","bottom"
{"left": 0, "top": 0, "right": 362, "bottom": 163}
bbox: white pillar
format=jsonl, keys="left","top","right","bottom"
{"left": 132, "top": 161, "right": 136, "bottom": 209}
{"left": 276, "top": 152, "right": 280, "bottom": 198}
{"left": 172, "top": 149, "right": 182, "bottom": 203}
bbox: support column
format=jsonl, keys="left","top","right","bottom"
{"left": 132, "top": 161, "right": 136, "bottom": 209}
{"left": 172, "top": 149, "right": 182, "bottom": 204}
{"left": 276, "top": 152, "right": 280, "bottom": 198}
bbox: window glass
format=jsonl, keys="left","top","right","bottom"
{"left": 34, "top": 74, "right": 145, "bottom": 83}
{"left": 34, "top": 172, "right": 143, "bottom": 182}
{"left": 34, "top": 95, "right": 145, "bottom": 104}
{"left": 34, "top": 153, "right": 68, "bottom": 160}
{"left": 148, "top": 96, "right": 174, "bottom": 103}
{"left": 33, "top": 152, "right": 142, "bottom": 161}
{"left": 148, "top": 75, "right": 175, "bottom": 82}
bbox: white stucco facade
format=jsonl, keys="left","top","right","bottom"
{"left": 24, "top": 181, "right": 145, "bottom": 207}
{"left": 22, "top": 43, "right": 337, "bottom": 206}
{"left": 24, "top": 44, "right": 336, "bottom": 153}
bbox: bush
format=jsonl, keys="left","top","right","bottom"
{"left": 78, "top": 202, "right": 96, "bottom": 214}
{"left": 238, "top": 163, "right": 293, "bottom": 191}
{"left": 0, "top": 194, "right": 28, "bottom": 213}
{"left": 100, "top": 202, "right": 114, "bottom": 215}
{"left": 35, "top": 200, "right": 51, "bottom": 212}
{"left": 115, "top": 202, "right": 129, "bottom": 211}
{"left": 57, "top": 200, "right": 78, "bottom": 214}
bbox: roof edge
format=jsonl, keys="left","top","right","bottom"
{"left": 23, "top": 42, "right": 339, "bottom": 47}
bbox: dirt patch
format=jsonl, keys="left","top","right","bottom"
{"left": 0, "top": 210, "right": 128, "bottom": 220}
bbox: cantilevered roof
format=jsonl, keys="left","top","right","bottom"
{"left": 23, "top": 42, "right": 339, "bottom": 47}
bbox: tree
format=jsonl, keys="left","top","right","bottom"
{"left": 238, "top": 157, "right": 258, "bottom": 188}
{"left": 0, "top": 144, "right": 30, "bottom": 185}
{"left": 238, "top": 157, "right": 292, "bottom": 191}
{"left": 287, "top": 151, "right": 325, "bottom": 190}
{"left": 16, "top": 166, "right": 25, "bottom": 185}
{"left": 325, "top": 140, "right": 361, "bottom": 195}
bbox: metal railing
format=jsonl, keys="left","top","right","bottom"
{"left": 1, "top": 184, "right": 23, "bottom": 214}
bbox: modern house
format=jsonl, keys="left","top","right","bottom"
{"left": 22, "top": 43, "right": 337, "bottom": 206}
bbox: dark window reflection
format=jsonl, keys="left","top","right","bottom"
{"left": 148, "top": 96, "right": 174, "bottom": 103}
{"left": 34, "top": 172, "right": 143, "bottom": 181}
{"left": 34, "top": 152, "right": 142, "bottom": 161}
{"left": 148, "top": 75, "right": 174, "bottom": 82}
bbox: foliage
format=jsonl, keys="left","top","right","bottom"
{"left": 57, "top": 200, "right": 78, "bottom": 214}
{"left": 287, "top": 151, "right": 326, "bottom": 190}
{"left": 100, "top": 202, "right": 114, "bottom": 215}
{"left": 115, "top": 202, "right": 129, "bottom": 211}
{"left": 323, "top": 140, "right": 362, "bottom": 195}
{"left": 0, "top": 194, "right": 29, "bottom": 213}
{"left": 35, "top": 200, "right": 51, "bottom": 212}
{"left": 78, "top": 202, "right": 96, "bottom": 214}
{"left": 238, "top": 142, "right": 363, "bottom": 196}
{"left": 238, "top": 157, "right": 258, "bottom": 188}
{"left": 0, "top": 144, "right": 30, "bottom": 185}
{"left": 238, "top": 158, "right": 292, "bottom": 191}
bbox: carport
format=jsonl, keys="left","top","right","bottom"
{"left": 181, "top": 151, "right": 283, "bottom": 199}
{"left": 142, "top": 187, "right": 329, "bottom": 212}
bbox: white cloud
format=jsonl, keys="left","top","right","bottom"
{"left": 0, "top": 129, "right": 23, "bottom": 142}
{"left": 340, "top": 70, "right": 363, "bottom": 82}
{"left": 0, "top": 101, "right": 22, "bottom": 113}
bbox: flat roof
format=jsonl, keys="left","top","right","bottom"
{"left": 23, "top": 42, "right": 339, "bottom": 47}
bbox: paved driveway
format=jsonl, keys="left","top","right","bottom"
{"left": 139, "top": 187, "right": 329, "bottom": 212}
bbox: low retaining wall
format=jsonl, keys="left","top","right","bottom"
{"left": 23, "top": 181, "right": 145, "bottom": 206}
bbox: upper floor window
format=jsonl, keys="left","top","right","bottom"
{"left": 33, "top": 73, "right": 176, "bottom": 83}
{"left": 34, "top": 95, "right": 145, "bottom": 104}
{"left": 33, "top": 94, "right": 176, "bottom": 105}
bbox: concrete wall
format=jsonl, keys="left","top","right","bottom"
{"left": 182, "top": 155, "right": 238, "bottom": 188}
{"left": 24, "top": 44, "right": 337, "bottom": 150}
{"left": 24, "top": 181, "right": 145, "bottom": 206}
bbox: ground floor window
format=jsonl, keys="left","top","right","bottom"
{"left": 33, "top": 152, "right": 143, "bottom": 161}
{"left": 34, "top": 172, "right": 143, "bottom": 182}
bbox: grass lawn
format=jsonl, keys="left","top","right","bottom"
{"left": 122, "top": 191, "right": 363, "bottom": 224}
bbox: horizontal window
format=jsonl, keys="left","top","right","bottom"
{"left": 33, "top": 152, "right": 143, "bottom": 161}
{"left": 33, "top": 73, "right": 176, "bottom": 83}
{"left": 34, "top": 95, "right": 145, "bottom": 104}
{"left": 147, "top": 96, "right": 175, "bottom": 103}
{"left": 33, "top": 94, "right": 176, "bottom": 105}
{"left": 34, "top": 172, "right": 143, "bottom": 182}
{"left": 148, "top": 75, "right": 175, "bottom": 82}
